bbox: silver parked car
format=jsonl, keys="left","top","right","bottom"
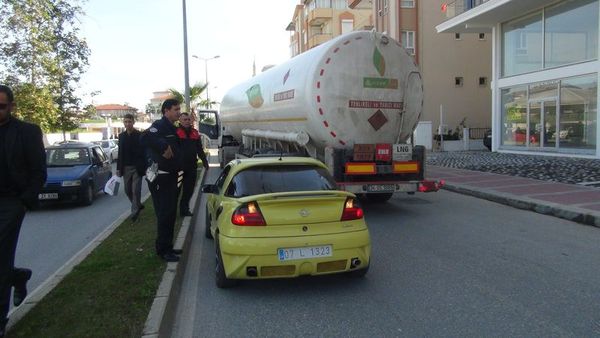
{"left": 93, "top": 140, "right": 119, "bottom": 162}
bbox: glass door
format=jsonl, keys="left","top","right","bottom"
{"left": 528, "top": 98, "right": 559, "bottom": 149}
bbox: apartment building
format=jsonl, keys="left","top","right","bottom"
{"left": 287, "top": 0, "right": 373, "bottom": 57}
{"left": 437, "top": 0, "right": 599, "bottom": 158}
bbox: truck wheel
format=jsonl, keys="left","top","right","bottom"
{"left": 366, "top": 193, "right": 393, "bottom": 203}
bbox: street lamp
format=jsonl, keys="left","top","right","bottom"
{"left": 192, "top": 55, "right": 220, "bottom": 107}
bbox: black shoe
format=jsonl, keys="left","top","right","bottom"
{"left": 180, "top": 210, "right": 193, "bottom": 217}
{"left": 131, "top": 211, "right": 140, "bottom": 222}
{"left": 161, "top": 253, "right": 180, "bottom": 262}
{"left": 139, "top": 205, "right": 145, "bottom": 210}
{"left": 13, "top": 268, "right": 32, "bottom": 307}
{"left": 171, "top": 249, "right": 183, "bottom": 255}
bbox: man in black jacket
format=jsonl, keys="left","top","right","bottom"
{"left": 140, "top": 99, "right": 183, "bottom": 262}
{"left": 176, "top": 113, "right": 208, "bottom": 217}
{"left": 117, "top": 113, "right": 146, "bottom": 222}
{"left": 0, "top": 85, "right": 47, "bottom": 337}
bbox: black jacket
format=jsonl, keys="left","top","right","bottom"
{"left": 140, "top": 116, "right": 183, "bottom": 174}
{"left": 2, "top": 117, "right": 47, "bottom": 209}
{"left": 117, "top": 129, "right": 146, "bottom": 176}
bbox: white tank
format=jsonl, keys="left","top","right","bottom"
{"left": 220, "top": 30, "right": 423, "bottom": 150}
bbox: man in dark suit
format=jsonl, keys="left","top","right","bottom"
{"left": 117, "top": 113, "right": 146, "bottom": 222}
{"left": 0, "top": 85, "right": 47, "bottom": 337}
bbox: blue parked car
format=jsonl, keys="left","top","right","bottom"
{"left": 39, "top": 142, "right": 112, "bottom": 206}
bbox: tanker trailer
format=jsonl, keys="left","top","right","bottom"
{"left": 199, "top": 30, "right": 442, "bottom": 202}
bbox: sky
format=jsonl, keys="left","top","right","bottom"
{"left": 79, "top": 0, "right": 300, "bottom": 111}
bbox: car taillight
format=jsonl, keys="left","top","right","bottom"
{"left": 231, "top": 202, "right": 266, "bottom": 226}
{"left": 341, "top": 197, "right": 364, "bottom": 221}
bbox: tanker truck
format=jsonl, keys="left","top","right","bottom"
{"left": 198, "top": 31, "right": 442, "bottom": 203}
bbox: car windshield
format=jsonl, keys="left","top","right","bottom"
{"left": 225, "top": 165, "right": 337, "bottom": 198}
{"left": 46, "top": 148, "right": 91, "bottom": 166}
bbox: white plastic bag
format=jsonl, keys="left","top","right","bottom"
{"left": 104, "top": 176, "right": 121, "bottom": 196}
{"left": 146, "top": 162, "right": 158, "bottom": 183}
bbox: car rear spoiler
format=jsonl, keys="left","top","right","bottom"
{"left": 237, "top": 190, "right": 355, "bottom": 203}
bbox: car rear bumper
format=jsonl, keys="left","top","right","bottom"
{"left": 218, "top": 229, "right": 371, "bottom": 279}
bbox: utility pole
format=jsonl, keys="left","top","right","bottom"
{"left": 182, "top": 0, "right": 191, "bottom": 113}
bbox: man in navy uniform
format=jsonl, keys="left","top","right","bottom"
{"left": 176, "top": 112, "right": 208, "bottom": 217}
{"left": 0, "top": 85, "right": 47, "bottom": 337}
{"left": 141, "top": 98, "right": 183, "bottom": 262}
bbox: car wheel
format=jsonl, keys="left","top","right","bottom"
{"left": 347, "top": 263, "right": 369, "bottom": 278}
{"left": 215, "top": 235, "right": 236, "bottom": 288}
{"left": 205, "top": 207, "right": 213, "bottom": 239}
{"left": 81, "top": 184, "right": 94, "bottom": 206}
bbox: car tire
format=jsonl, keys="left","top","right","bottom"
{"left": 205, "top": 207, "right": 213, "bottom": 239}
{"left": 215, "top": 235, "right": 236, "bottom": 288}
{"left": 81, "top": 184, "right": 94, "bottom": 206}
{"left": 347, "top": 263, "right": 369, "bottom": 278}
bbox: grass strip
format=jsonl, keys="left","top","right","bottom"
{"left": 7, "top": 198, "right": 183, "bottom": 338}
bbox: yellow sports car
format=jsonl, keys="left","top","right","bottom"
{"left": 202, "top": 157, "right": 371, "bottom": 288}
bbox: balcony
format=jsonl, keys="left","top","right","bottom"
{"left": 442, "top": 0, "right": 490, "bottom": 20}
{"left": 308, "top": 33, "right": 333, "bottom": 49}
{"left": 308, "top": 7, "right": 334, "bottom": 25}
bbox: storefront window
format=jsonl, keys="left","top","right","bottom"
{"left": 559, "top": 75, "right": 597, "bottom": 150}
{"left": 501, "top": 86, "right": 528, "bottom": 146}
{"left": 545, "top": 0, "right": 598, "bottom": 68}
{"left": 502, "top": 12, "right": 543, "bottom": 77}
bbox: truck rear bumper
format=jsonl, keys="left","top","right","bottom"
{"left": 336, "top": 180, "right": 444, "bottom": 194}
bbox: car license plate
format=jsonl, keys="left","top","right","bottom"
{"left": 367, "top": 184, "right": 395, "bottom": 192}
{"left": 278, "top": 245, "right": 332, "bottom": 261}
{"left": 39, "top": 193, "right": 58, "bottom": 200}
{"left": 393, "top": 143, "right": 413, "bottom": 161}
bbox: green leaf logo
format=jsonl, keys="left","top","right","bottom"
{"left": 373, "top": 47, "right": 385, "bottom": 76}
{"left": 246, "top": 84, "right": 264, "bottom": 108}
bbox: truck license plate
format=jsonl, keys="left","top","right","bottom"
{"left": 393, "top": 144, "right": 412, "bottom": 161}
{"left": 39, "top": 193, "right": 58, "bottom": 200}
{"left": 367, "top": 184, "right": 395, "bottom": 192}
{"left": 278, "top": 245, "right": 332, "bottom": 261}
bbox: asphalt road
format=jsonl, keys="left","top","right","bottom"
{"left": 170, "top": 169, "right": 600, "bottom": 337}
{"left": 13, "top": 163, "right": 150, "bottom": 298}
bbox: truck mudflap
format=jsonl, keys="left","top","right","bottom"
{"left": 336, "top": 179, "right": 444, "bottom": 194}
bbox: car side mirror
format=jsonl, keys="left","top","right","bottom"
{"left": 201, "top": 184, "right": 218, "bottom": 194}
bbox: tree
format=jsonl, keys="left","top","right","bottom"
{"left": 169, "top": 82, "right": 208, "bottom": 111}
{"left": 0, "top": 0, "right": 90, "bottom": 137}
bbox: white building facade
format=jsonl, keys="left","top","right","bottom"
{"left": 437, "top": 0, "right": 599, "bottom": 158}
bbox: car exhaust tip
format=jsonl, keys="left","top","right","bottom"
{"left": 246, "top": 266, "right": 258, "bottom": 277}
{"left": 350, "top": 258, "right": 361, "bottom": 269}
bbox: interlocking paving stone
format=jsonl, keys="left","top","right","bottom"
{"left": 493, "top": 183, "right": 584, "bottom": 195}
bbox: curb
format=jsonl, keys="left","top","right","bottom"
{"left": 142, "top": 169, "right": 206, "bottom": 338}
{"left": 6, "top": 191, "right": 152, "bottom": 331}
{"left": 442, "top": 182, "right": 600, "bottom": 228}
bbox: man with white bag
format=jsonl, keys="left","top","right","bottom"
{"left": 117, "top": 114, "right": 145, "bottom": 222}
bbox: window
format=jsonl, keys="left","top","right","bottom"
{"left": 225, "top": 165, "right": 337, "bottom": 198}
{"left": 400, "top": 0, "right": 414, "bottom": 8}
{"left": 559, "top": 74, "right": 597, "bottom": 150}
{"left": 377, "top": 0, "right": 389, "bottom": 16}
{"left": 215, "top": 165, "right": 231, "bottom": 192}
{"left": 501, "top": 86, "right": 528, "bottom": 146}
{"left": 341, "top": 19, "right": 354, "bottom": 35}
{"left": 502, "top": 11, "right": 543, "bottom": 76}
{"left": 478, "top": 33, "right": 485, "bottom": 40}
{"left": 455, "top": 33, "right": 461, "bottom": 40}
{"left": 479, "top": 77, "right": 487, "bottom": 86}
{"left": 400, "top": 30, "right": 415, "bottom": 55}
{"left": 545, "top": 0, "right": 598, "bottom": 68}
{"left": 455, "top": 77, "right": 464, "bottom": 87}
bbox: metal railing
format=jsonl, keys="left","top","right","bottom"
{"left": 442, "top": 0, "right": 490, "bottom": 20}
{"left": 469, "top": 127, "right": 490, "bottom": 140}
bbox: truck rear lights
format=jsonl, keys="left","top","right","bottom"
{"left": 232, "top": 202, "right": 266, "bottom": 226}
{"left": 341, "top": 198, "right": 364, "bottom": 221}
{"left": 392, "top": 161, "right": 419, "bottom": 173}
{"left": 345, "top": 162, "right": 376, "bottom": 175}
{"left": 418, "top": 180, "right": 445, "bottom": 193}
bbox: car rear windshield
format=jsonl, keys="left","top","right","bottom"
{"left": 46, "top": 148, "right": 91, "bottom": 166}
{"left": 225, "top": 165, "right": 337, "bottom": 198}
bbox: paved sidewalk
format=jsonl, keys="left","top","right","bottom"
{"left": 426, "top": 165, "right": 600, "bottom": 228}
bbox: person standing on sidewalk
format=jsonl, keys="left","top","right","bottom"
{"left": 176, "top": 113, "right": 208, "bottom": 217}
{"left": 0, "top": 85, "right": 47, "bottom": 337}
{"left": 116, "top": 113, "right": 146, "bottom": 222}
{"left": 141, "top": 98, "right": 183, "bottom": 262}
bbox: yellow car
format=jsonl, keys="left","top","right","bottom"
{"left": 202, "top": 157, "right": 371, "bottom": 288}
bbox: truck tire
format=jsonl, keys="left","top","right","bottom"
{"left": 366, "top": 193, "right": 393, "bottom": 203}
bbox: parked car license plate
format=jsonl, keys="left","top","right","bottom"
{"left": 278, "top": 245, "right": 332, "bottom": 261}
{"left": 367, "top": 184, "right": 395, "bottom": 192}
{"left": 38, "top": 193, "right": 58, "bottom": 200}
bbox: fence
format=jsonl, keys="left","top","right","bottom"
{"left": 469, "top": 127, "right": 490, "bottom": 140}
